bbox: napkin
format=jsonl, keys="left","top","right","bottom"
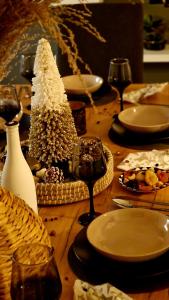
{"left": 73, "top": 280, "right": 133, "bottom": 300}
{"left": 117, "top": 149, "right": 169, "bottom": 171}
{"left": 123, "top": 82, "right": 168, "bottom": 104}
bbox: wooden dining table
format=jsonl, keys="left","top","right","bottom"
{"left": 1, "top": 83, "right": 169, "bottom": 300}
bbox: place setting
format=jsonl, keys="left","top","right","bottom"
{"left": 68, "top": 120, "right": 169, "bottom": 296}
{"left": 107, "top": 58, "right": 169, "bottom": 146}
{"left": 68, "top": 141, "right": 169, "bottom": 296}
{"left": 68, "top": 157, "right": 169, "bottom": 293}
{"left": 62, "top": 73, "right": 117, "bottom": 105}
{"left": 109, "top": 112, "right": 169, "bottom": 147}
{"left": 68, "top": 207, "right": 169, "bottom": 293}
{"left": 110, "top": 102, "right": 169, "bottom": 146}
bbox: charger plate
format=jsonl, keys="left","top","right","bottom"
{"left": 36, "top": 145, "right": 114, "bottom": 205}
{"left": 68, "top": 227, "right": 169, "bottom": 292}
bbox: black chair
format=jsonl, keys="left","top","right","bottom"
{"left": 57, "top": 1, "right": 144, "bottom": 83}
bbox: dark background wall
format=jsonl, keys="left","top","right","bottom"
{"left": 1, "top": 24, "right": 59, "bottom": 85}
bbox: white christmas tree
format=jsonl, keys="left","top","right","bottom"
{"left": 29, "top": 38, "right": 78, "bottom": 167}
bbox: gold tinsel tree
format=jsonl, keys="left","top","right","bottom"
{"left": 29, "top": 38, "right": 78, "bottom": 168}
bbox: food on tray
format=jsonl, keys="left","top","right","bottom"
{"left": 120, "top": 167, "right": 169, "bottom": 192}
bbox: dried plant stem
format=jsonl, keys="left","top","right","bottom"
{"left": 0, "top": 0, "right": 105, "bottom": 81}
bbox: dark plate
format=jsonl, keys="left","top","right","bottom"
{"left": 67, "top": 82, "right": 117, "bottom": 105}
{"left": 109, "top": 114, "right": 169, "bottom": 147}
{"left": 68, "top": 227, "right": 169, "bottom": 292}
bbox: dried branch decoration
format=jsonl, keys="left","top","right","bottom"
{"left": 0, "top": 0, "right": 105, "bottom": 81}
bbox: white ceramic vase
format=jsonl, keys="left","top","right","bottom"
{"left": 1, "top": 122, "right": 38, "bottom": 214}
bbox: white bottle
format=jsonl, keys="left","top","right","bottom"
{"left": 1, "top": 121, "right": 38, "bottom": 214}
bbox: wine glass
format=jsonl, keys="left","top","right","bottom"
{"left": 108, "top": 58, "right": 132, "bottom": 111}
{"left": 72, "top": 136, "right": 107, "bottom": 226}
{"left": 10, "top": 243, "right": 62, "bottom": 300}
{"left": 20, "top": 53, "right": 35, "bottom": 84}
{"left": 0, "top": 85, "right": 22, "bottom": 124}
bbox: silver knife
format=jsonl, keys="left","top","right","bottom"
{"left": 112, "top": 195, "right": 169, "bottom": 207}
{"left": 112, "top": 197, "right": 169, "bottom": 214}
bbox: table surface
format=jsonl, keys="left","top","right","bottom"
{"left": 2, "top": 83, "right": 169, "bottom": 300}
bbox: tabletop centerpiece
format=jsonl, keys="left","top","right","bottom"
{"left": 29, "top": 38, "right": 78, "bottom": 182}
{"left": 26, "top": 38, "right": 114, "bottom": 205}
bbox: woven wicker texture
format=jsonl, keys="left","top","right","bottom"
{"left": 0, "top": 187, "right": 51, "bottom": 300}
{"left": 36, "top": 145, "right": 114, "bottom": 205}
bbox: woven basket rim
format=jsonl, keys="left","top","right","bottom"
{"left": 36, "top": 145, "right": 114, "bottom": 205}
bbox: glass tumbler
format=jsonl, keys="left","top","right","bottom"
{"left": 10, "top": 243, "right": 62, "bottom": 300}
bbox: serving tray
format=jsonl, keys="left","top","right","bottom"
{"left": 36, "top": 145, "right": 114, "bottom": 205}
{"left": 0, "top": 135, "right": 114, "bottom": 206}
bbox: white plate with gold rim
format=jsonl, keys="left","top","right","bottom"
{"left": 87, "top": 208, "right": 169, "bottom": 262}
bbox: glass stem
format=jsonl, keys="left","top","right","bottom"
{"left": 120, "top": 91, "right": 124, "bottom": 111}
{"left": 87, "top": 181, "right": 95, "bottom": 218}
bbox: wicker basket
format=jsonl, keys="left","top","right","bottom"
{"left": 36, "top": 145, "right": 114, "bottom": 205}
{"left": 0, "top": 187, "right": 51, "bottom": 300}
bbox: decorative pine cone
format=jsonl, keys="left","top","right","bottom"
{"left": 44, "top": 166, "right": 64, "bottom": 183}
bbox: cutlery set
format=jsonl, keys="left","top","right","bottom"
{"left": 112, "top": 196, "right": 169, "bottom": 214}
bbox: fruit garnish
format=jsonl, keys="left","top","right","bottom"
{"left": 119, "top": 167, "right": 169, "bottom": 193}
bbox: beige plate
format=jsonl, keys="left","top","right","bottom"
{"left": 118, "top": 105, "right": 169, "bottom": 133}
{"left": 87, "top": 208, "right": 169, "bottom": 262}
{"left": 62, "top": 74, "right": 103, "bottom": 95}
